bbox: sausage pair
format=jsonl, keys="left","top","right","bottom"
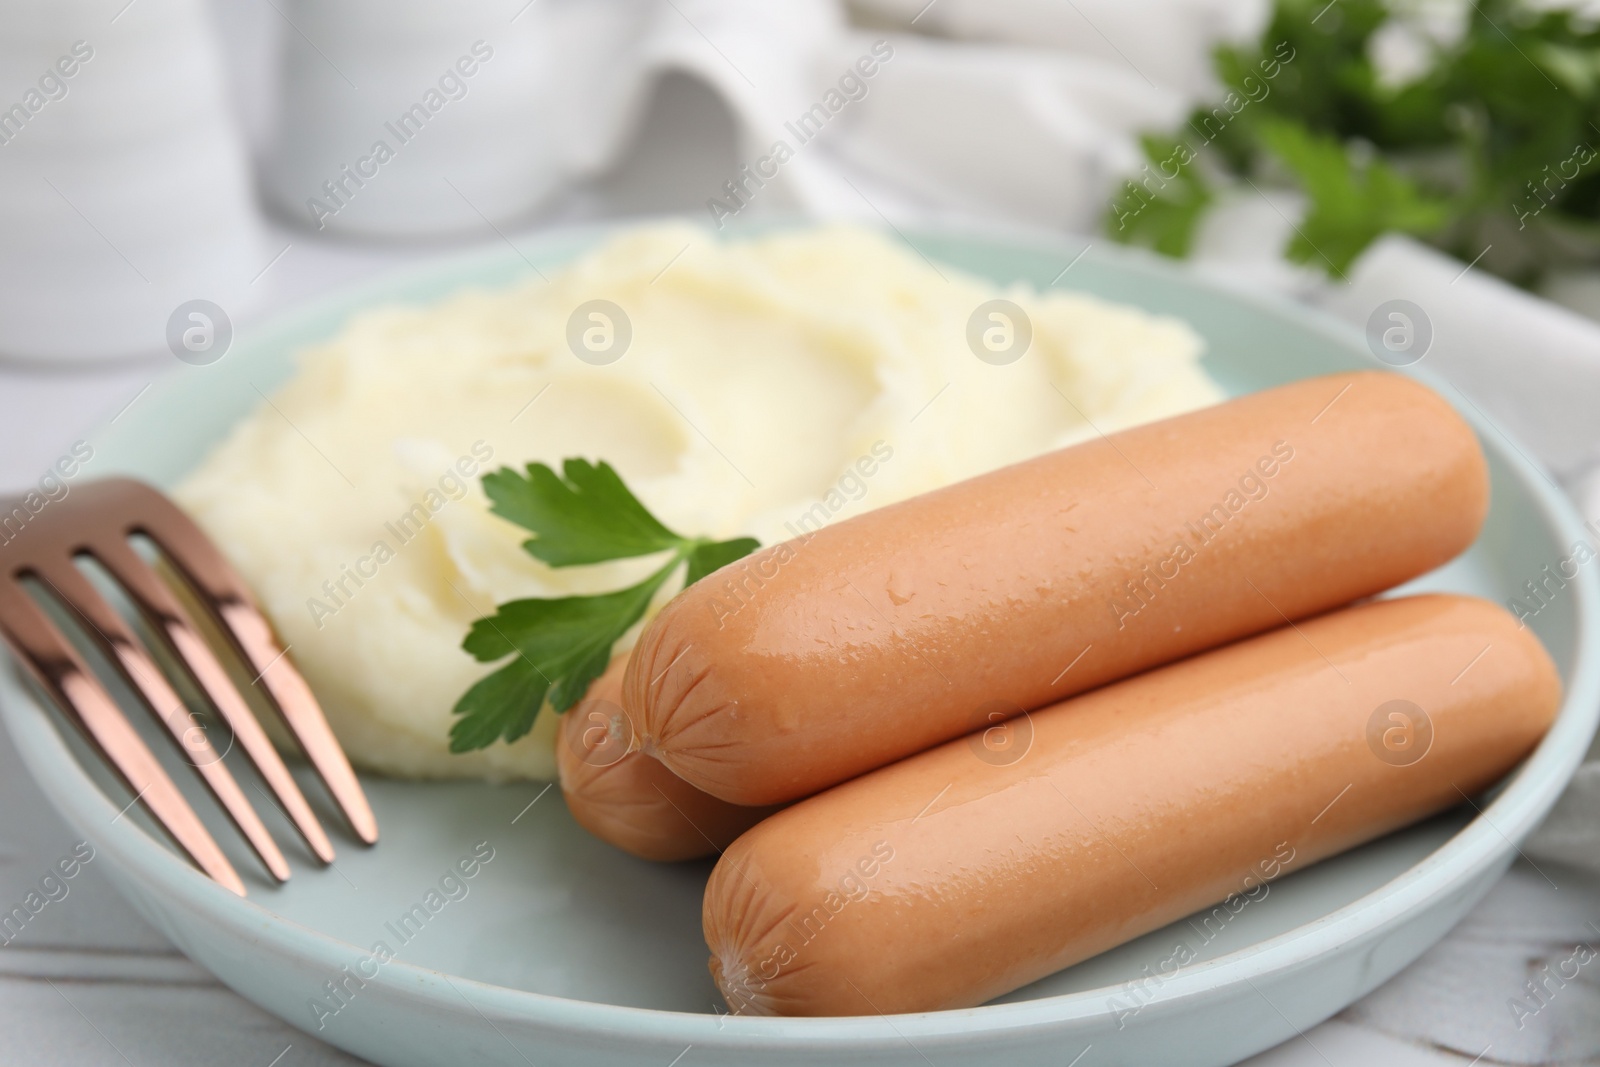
{"left": 564, "top": 371, "right": 1493, "bottom": 858}
{"left": 550, "top": 370, "right": 1557, "bottom": 1018}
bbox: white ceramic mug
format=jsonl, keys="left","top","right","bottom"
{"left": 258, "top": 0, "right": 653, "bottom": 238}
{"left": 0, "top": 0, "right": 264, "bottom": 363}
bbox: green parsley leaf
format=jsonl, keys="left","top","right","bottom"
{"left": 448, "top": 657, "right": 551, "bottom": 752}
{"left": 449, "top": 557, "right": 682, "bottom": 751}
{"left": 1109, "top": 135, "right": 1214, "bottom": 258}
{"left": 686, "top": 536, "right": 761, "bottom": 586}
{"left": 483, "top": 458, "right": 685, "bottom": 567}
{"left": 1256, "top": 119, "right": 1453, "bottom": 275}
{"left": 451, "top": 458, "right": 760, "bottom": 752}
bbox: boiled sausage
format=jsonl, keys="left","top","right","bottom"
{"left": 702, "top": 594, "right": 1559, "bottom": 1015}
{"left": 628, "top": 371, "right": 1490, "bottom": 804}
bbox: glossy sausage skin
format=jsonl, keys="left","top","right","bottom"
{"left": 703, "top": 594, "right": 1560, "bottom": 1016}
{"left": 628, "top": 371, "right": 1490, "bottom": 804}
{"left": 558, "top": 658, "right": 774, "bottom": 862}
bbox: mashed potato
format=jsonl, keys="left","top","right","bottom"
{"left": 177, "top": 224, "right": 1222, "bottom": 781}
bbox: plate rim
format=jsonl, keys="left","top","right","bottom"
{"left": 3, "top": 218, "right": 1597, "bottom": 1048}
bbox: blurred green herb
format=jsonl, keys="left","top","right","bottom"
{"left": 450, "top": 459, "right": 758, "bottom": 753}
{"left": 1107, "top": 0, "right": 1600, "bottom": 285}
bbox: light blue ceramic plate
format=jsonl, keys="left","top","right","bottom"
{"left": 3, "top": 224, "right": 1598, "bottom": 1067}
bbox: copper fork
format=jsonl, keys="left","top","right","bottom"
{"left": 0, "top": 477, "right": 376, "bottom": 895}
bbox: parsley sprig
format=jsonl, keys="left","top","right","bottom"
{"left": 449, "top": 459, "right": 758, "bottom": 753}
{"left": 1110, "top": 0, "right": 1600, "bottom": 285}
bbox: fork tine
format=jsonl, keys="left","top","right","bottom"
{"left": 213, "top": 600, "right": 378, "bottom": 847}
{"left": 102, "top": 485, "right": 377, "bottom": 847}
{"left": 29, "top": 558, "right": 292, "bottom": 882}
{"left": 0, "top": 579, "right": 247, "bottom": 896}
{"left": 88, "top": 538, "right": 338, "bottom": 864}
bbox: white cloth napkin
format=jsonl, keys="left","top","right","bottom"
{"left": 612, "top": 0, "right": 1254, "bottom": 232}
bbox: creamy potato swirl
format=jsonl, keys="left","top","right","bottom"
{"left": 178, "top": 224, "right": 1221, "bottom": 780}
